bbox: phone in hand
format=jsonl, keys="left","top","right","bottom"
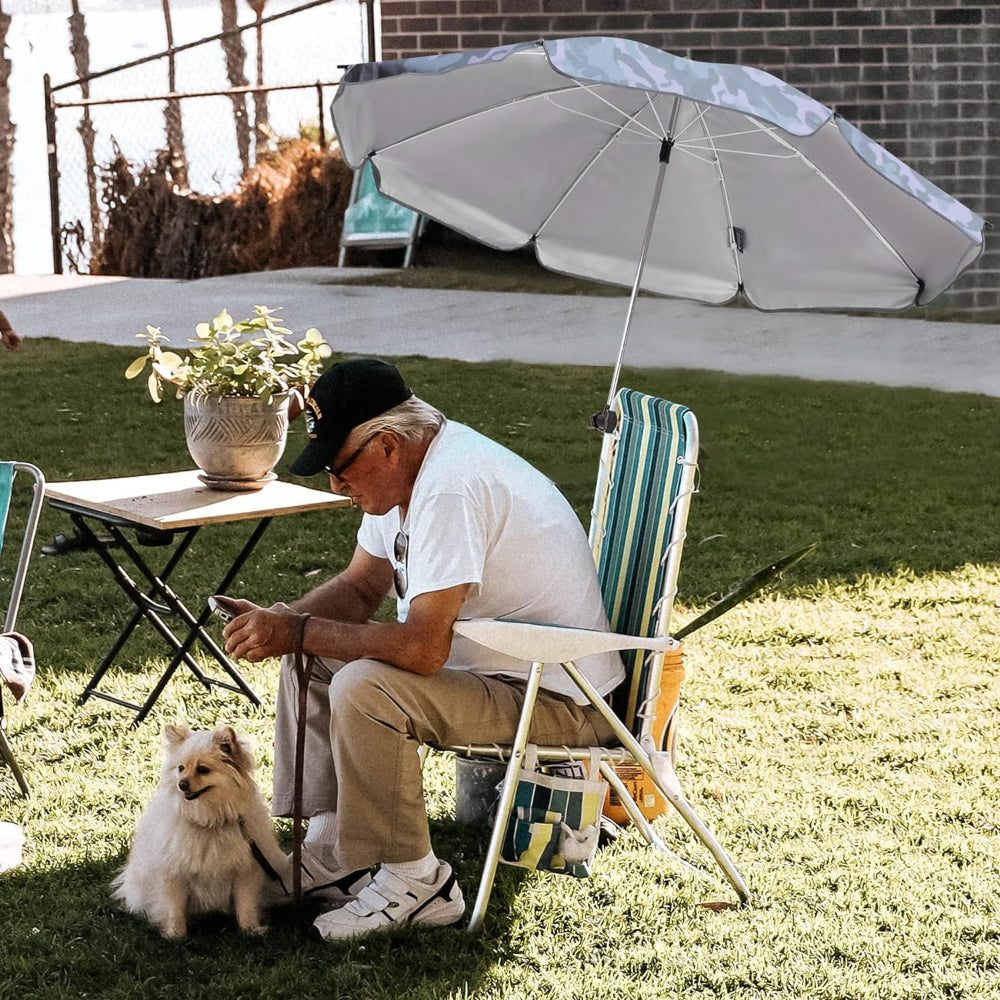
{"left": 208, "top": 594, "right": 243, "bottom": 622}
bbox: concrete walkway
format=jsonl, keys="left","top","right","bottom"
{"left": 1, "top": 268, "right": 997, "bottom": 397}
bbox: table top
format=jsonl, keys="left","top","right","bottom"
{"left": 45, "top": 470, "right": 352, "bottom": 530}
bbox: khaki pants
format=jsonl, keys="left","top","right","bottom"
{"left": 272, "top": 655, "right": 615, "bottom": 872}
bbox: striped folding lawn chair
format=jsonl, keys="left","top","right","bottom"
{"left": 0, "top": 462, "right": 46, "bottom": 797}
{"left": 448, "top": 389, "right": 748, "bottom": 931}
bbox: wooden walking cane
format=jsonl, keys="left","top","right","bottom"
{"left": 291, "top": 613, "right": 313, "bottom": 908}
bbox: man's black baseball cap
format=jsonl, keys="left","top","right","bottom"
{"left": 289, "top": 359, "right": 413, "bottom": 477}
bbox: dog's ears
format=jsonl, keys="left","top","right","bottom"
{"left": 164, "top": 723, "right": 191, "bottom": 745}
{"left": 213, "top": 725, "right": 238, "bottom": 755}
{"left": 213, "top": 725, "right": 254, "bottom": 775}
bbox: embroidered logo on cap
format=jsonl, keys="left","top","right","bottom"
{"left": 305, "top": 397, "right": 322, "bottom": 439}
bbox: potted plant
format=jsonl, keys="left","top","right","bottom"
{"left": 126, "top": 306, "right": 332, "bottom": 491}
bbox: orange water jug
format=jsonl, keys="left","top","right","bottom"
{"left": 603, "top": 645, "right": 684, "bottom": 826}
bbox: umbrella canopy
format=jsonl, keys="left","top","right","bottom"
{"left": 332, "top": 36, "right": 984, "bottom": 313}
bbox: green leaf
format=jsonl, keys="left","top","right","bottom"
{"left": 151, "top": 360, "right": 180, "bottom": 381}
{"left": 147, "top": 371, "right": 162, "bottom": 403}
{"left": 128, "top": 306, "right": 330, "bottom": 400}
{"left": 124, "top": 356, "right": 148, "bottom": 379}
{"left": 158, "top": 351, "right": 184, "bottom": 368}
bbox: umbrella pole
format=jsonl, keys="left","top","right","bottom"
{"left": 593, "top": 98, "right": 680, "bottom": 434}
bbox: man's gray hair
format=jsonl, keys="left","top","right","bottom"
{"left": 350, "top": 395, "right": 444, "bottom": 446}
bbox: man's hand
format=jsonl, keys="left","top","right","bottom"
{"left": 219, "top": 572, "right": 469, "bottom": 674}
{"left": 0, "top": 309, "right": 21, "bottom": 351}
{"left": 223, "top": 601, "right": 303, "bottom": 662}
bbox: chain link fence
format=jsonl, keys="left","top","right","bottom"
{"left": 45, "top": 0, "right": 370, "bottom": 274}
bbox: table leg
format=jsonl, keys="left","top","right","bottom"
{"left": 66, "top": 512, "right": 272, "bottom": 723}
{"left": 129, "top": 519, "right": 272, "bottom": 725}
{"left": 74, "top": 517, "right": 214, "bottom": 710}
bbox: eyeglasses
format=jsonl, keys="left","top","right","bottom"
{"left": 393, "top": 530, "right": 408, "bottom": 599}
{"left": 324, "top": 433, "right": 379, "bottom": 484}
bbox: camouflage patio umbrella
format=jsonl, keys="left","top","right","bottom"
{"left": 330, "top": 36, "right": 986, "bottom": 428}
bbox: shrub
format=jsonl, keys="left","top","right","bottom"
{"left": 88, "top": 138, "right": 354, "bottom": 278}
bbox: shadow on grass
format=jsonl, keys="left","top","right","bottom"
{"left": 0, "top": 821, "right": 525, "bottom": 1000}
{"left": 3, "top": 339, "right": 998, "bottom": 623}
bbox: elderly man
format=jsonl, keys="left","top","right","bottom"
{"left": 223, "top": 358, "right": 622, "bottom": 940}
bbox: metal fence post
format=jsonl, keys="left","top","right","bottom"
{"left": 316, "top": 82, "right": 326, "bottom": 147}
{"left": 43, "top": 73, "right": 62, "bottom": 275}
{"left": 361, "top": 0, "right": 378, "bottom": 61}
{"left": 40, "top": 0, "right": 351, "bottom": 275}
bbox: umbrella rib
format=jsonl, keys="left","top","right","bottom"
{"left": 740, "top": 115, "right": 918, "bottom": 280}
{"left": 690, "top": 110, "right": 745, "bottom": 291}
{"left": 544, "top": 91, "right": 662, "bottom": 142}
{"left": 677, "top": 146, "right": 798, "bottom": 163}
{"left": 562, "top": 81, "right": 667, "bottom": 141}
{"left": 363, "top": 77, "right": 685, "bottom": 159}
{"left": 644, "top": 91, "right": 670, "bottom": 138}
{"left": 531, "top": 98, "right": 661, "bottom": 241}
{"left": 365, "top": 83, "right": 583, "bottom": 155}
{"left": 675, "top": 112, "right": 788, "bottom": 146}
{"left": 672, "top": 100, "right": 712, "bottom": 141}
{"left": 674, "top": 104, "right": 798, "bottom": 158}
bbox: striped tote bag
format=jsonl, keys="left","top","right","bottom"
{"left": 499, "top": 746, "right": 608, "bottom": 878}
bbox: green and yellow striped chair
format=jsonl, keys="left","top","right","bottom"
{"left": 592, "top": 389, "right": 694, "bottom": 752}
{"left": 451, "top": 389, "right": 748, "bottom": 931}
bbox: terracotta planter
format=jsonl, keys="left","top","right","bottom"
{"left": 183, "top": 393, "right": 290, "bottom": 491}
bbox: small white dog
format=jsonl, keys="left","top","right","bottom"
{"left": 113, "top": 723, "right": 283, "bottom": 939}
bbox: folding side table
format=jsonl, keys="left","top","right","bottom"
{"left": 44, "top": 471, "right": 350, "bottom": 726}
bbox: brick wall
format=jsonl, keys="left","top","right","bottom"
{"left": 378, "top": 1, "right": 998, "bottom": 312}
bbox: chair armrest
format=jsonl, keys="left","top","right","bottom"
{"left": 452, "top": 617, "right": 676, "bottom": 663}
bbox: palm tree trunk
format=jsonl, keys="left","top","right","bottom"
{"left": 160, "top": 0, "right": 189, "bottom": 188}
{"left": 68, "top": 0, "right": 102, "bottom": 252}
{"left": 246, "top": 0, "right": 269, "bottom": 160}
{"left": 0, "top": 2, "right": 15, "bottom": 272}
{"left": 219, "top": 0, "right": 250, "bottom": 174}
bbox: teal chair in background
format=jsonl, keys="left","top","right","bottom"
{"left": 338, "top": 160, "right": 424, "bottom": 268}
{"left": 1, "top": 462, "right": 45, "bottom": 797}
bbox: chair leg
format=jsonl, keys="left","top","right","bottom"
{"left": 598, "top": 760, "right": 707, "bottom": 881}
{"left": 0, "top": 721, "right": 29, "bottom": 798}
{"left": 562, "top": 660, "right": 749, "bottom": 904}
{"left": 465, "top": 661, "right": 545, "bottom": 933}
{"left": 646, "top": 750, "right": 749, "bottom": 901}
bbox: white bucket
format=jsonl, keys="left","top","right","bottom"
{"left": 0, "top": 821, "right": 24, "bottom": 872}
{"left": 454, "top": 756, "right": 507, "bottom": 825}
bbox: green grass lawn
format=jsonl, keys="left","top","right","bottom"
{"left": 1, "top": 338, "right": 998, "bottom": 999}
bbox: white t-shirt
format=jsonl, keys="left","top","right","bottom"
{"left": 356, "top": 420, "right": 624, "bottom": 703}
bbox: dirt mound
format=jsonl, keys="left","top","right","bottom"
{"left": 88, "top": 139, "right": 353, "bottom": 279}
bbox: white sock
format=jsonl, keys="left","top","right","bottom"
{"left": 304, "top": 812, "right": 338, "bottom": 867}
{"left": 383, "top": 850, "right": 439, "bottom": 884}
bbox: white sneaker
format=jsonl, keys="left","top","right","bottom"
{"left": 260, "top": 844, "right": 372, "bottom": 908}
{"left": 312, "top": 862, "right": 465, "bottom": 940}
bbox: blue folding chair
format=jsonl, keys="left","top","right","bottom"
{"left": 1, "top": 462, "right": 46, "bottom": 797}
